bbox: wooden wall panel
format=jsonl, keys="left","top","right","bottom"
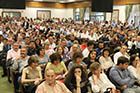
{"left": 26, "top": 2, "right": 66, "bottom": 8}
{"left": 26, "top": 0, "right": 140, "bottom": 8}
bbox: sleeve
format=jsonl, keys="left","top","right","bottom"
{"left": 36, "top": 85, "right": 44, "bottom": 93}
{"left": 68, "top": 62, "right": 73, "bottom": 71}
{"left": 128, "top": 66, "right": 138, "bottom": 79}
{"left": 7, "top": 51, "right": 11, "bottom": 60}
{"left": 60, "top": 82, "right": 72, "bottom": 93}
{"left": 102, "top": 73, "right": 116, "bottom": 89}
{"left": 89, "top": 76, "right": 100, "bottom": 93}
{"left": 109, "top": 69, "right": 135, "bottom": 87}
{"left": 99, "top": 57, "right": 106, "bottom": 69}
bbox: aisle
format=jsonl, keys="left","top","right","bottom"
{"left": 0, "top": 67, "right": 14, "bottom": 93}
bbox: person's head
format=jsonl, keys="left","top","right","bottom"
{"left": 13, "top": 42, "right": 19, "bottom": 52}
{"left": 72, "top": 51, "right": 83, "bottom": 63}
{"left": 120, "top": 45, "right": 127, "bottom": 54}
{"left": 117, "top": 56, "right": 129, "bottom": 70}
{"left": 130, "top": 54, "right": 139, "bottom": 68}
{"left": 88, "top": 49, "right": 97, "bottom": 60}
{"left": 7, "top": 38, "right": 13, "bottom": 45}
{"left": 72, "top": 44, "right": 79, "bottom": 52}
{"left": 64, "top": 65, "right": 87, "bottom": 83}
{"left": 50, "top": 53, "right": 62, "bottom": 65}
{"left": 102, "top": 47, "right": 110, "bottom": 57}
{"left": 61, "top": 39, "right": 67, "bottom": 47}
{"left": 29, "top": 41, "right": 36, "bottom": 49}
{"left": 28, "top": 55, "right": 39, "bottom": 68}
{"left": 90, "top": 62, "right": 102, "bottom": 75}
{"left": 98, "top": 41, "right": 104, "bottom": 49}
{"left": 20, "top": 47, "right": 27, "bottom": 58}
{"left": 48, "top": 36, "right": 54, "bottom": 44}
{"left": 87, "top": 40, "right": 94, "bottom": 51}
{"left": 25, "top": 37, "right": 30, "bottom": 45}
{"left": 37, "top": 47, "right": 45, "bottom": 56}
{"left": 44, "top": 41, "right": 50, "bottom": 49}
{"left": 56, "top": 46, "right": 64, "bottom": 55}
{"left": 45, "top": 69, "right": 56, "bottom": 85}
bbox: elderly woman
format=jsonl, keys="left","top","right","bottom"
{"left": 45, "top": 53, "right": 68, "bottom": 80}
{"left": 21, "top": 55, "right": 42, "bottom": 93}
{"left": 36, "top": 69, "right": 71, "bottom": 93}
{"left": 89, "top": 62, "right": 116, "bottom": 93}
{"left": 64, "top": 65, "right": 91, "bottom": 93}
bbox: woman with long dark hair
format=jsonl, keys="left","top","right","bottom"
{"left": 64, "top": 65, "right": 91, "bottom": 93}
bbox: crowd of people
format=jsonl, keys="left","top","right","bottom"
{"left": 0, "top": 16, "right": 140, "bottom": 93}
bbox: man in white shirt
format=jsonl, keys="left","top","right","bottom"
{"left": 114, "top": 45, "right": 130, "bottom": 64}
{"left": 82, "top": 40, "right": 94, "bottom": 58}
{"left": 7, "top": 42, "right": 20, "bottom": 60}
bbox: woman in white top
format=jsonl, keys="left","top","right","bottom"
{"left": 99, "top": 48, "right": 114, "bottom": 71}
{"left": 128, "top": 54, "right": 140, "bottom": 80}
{"left": 89, "top": 62, "right": 116, "bottom": 93}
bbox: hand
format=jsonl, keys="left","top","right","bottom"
{"left": 34, "top": 79, "right": 40, "bottom": 85}
{"left": 75, "top": 74, "right": 81, "bottom": 83}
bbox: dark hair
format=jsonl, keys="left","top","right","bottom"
{"left": 87, "top": 40, "right": 94, "bottom": 47}
{"left": 102, "top": 47, "right": 110, "bottom": 57}
{"left": 28, "top": 55, "right": 39, "bottom": 66}
{"left": 130, "top": 54, "right": 138, "bottom": 65}
{"left": 56, "top": 46, "right": 64, "bottom": 55}
{"left": 50, "top": 53, "right": 62, "bottom": 63}
{"left": 64, "top": 65, "right": 88, "bottom": 85}
{"left": 117, "top": 56, "right": 129, "bottom": 65}
{"left": 72, "top": 51, "right": 83, "bottom": 61}
{"left": 36, "top": 47, "right": 44, "bottom": 56}
{"left": 88, "top": 49, "right": 97, "bottom": 59}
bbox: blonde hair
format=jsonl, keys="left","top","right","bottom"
{"left": 89, "top": 62, "right": 100, "bottom": 72}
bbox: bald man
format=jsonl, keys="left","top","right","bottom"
{"left": 36, "top": 69, "right": 71, "bottom": 93}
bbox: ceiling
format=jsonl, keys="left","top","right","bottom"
{"left": 27, "top": 0, "right": 90, "bottom": 3}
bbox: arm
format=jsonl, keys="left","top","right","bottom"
{"left": 110, "top": 69, "right": 135, "bottom": 87}
{"left": 21, "top": 68, "right": 37, "bottom": 84}
{"left": 62, "top": 62, "right": 68, "bottom": 77}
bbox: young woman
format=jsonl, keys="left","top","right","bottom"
{"left": 99, "top": 48, "right": 114, "bottom": 71}
{"left": 64, "top": 65, "right": 91, "bottom": 93}
{"left": 83, "top": 49, "right": 97, "bottom": 69}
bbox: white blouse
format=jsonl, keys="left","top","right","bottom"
{"left": 128, "top": 65, "right": 140, "bottom": 80}
{"left": 89, "top": 73, "right": 115, "bottom": 93}
{"left": 99, "top": 56, "right": 114, "bottom": 71}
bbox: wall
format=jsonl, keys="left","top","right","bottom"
{"left": 0, "top": 7, "right": 73, "bottom": 19}
{"left": 106, "top": 5, "right": 126, "bottom": 23}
